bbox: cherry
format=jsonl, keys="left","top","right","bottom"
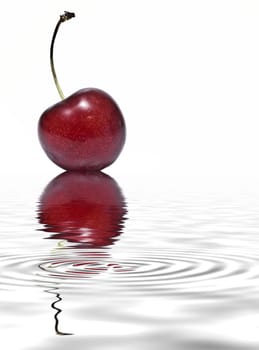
{"left": 38, "top": 12, "right": 126, "bottom": 171}
{"left": 37, "top": 171, "right": 127, "bottom": 248}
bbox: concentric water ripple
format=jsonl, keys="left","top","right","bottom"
{"left": 106, "top": 249, "right": 259, "bottom": 294}
{"left": 1, "top": 248, "right": 258, "bottom": 296}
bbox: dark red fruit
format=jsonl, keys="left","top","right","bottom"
{"left": 38, "top": 12, "right": 126, "bottom": 171}
{"left": 37, "top": 171, "right": 127, "bottom": 248}
{"left": 38, "top": 88, "right": 126, "bottom": 171}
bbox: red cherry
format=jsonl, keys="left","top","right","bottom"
{"left": 37, "top": 171, "right": 127, "bottom": 248}
{"left": 38, "top": 88, "right": 125, "bottom": 171}
{"left": 38, "top": 12, "right": 126, "bottom": 171}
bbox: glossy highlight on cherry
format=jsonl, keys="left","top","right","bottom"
{"left": 38, "top": 11, "right": 126, "bottom": 171}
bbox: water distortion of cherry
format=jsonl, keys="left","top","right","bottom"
{"left": 1, "top": 173, "right": 259, "bottom": 350}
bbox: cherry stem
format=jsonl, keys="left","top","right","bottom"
{"left": 50, "top": 11, "right": 75, "bottom": 100}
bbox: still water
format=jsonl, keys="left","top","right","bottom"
{"left": 1, "top": 172, "right": 259, "bottom": 349}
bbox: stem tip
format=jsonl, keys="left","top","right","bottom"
{"left": 60, "top": 11, "right": 75, "bottom": 22}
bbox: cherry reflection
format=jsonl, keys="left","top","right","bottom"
{"left": 37, "top": 171, "right": 127, "bottom": 336}
{"left": 38, "top": 171, "right": 127, "bottom": 248}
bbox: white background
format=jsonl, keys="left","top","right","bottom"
{"left": 1, "top": 0, "right": 259, "bottom": 182}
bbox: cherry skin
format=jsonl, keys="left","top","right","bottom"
{"left": 38, "top": 88, "right": 126, "bottom": 171}
{"left": 37, "top": 171, "right": 127, "bottom": 248}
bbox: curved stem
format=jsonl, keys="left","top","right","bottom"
{"left": 50, "top": 11, "right": 75, "bottom": 100}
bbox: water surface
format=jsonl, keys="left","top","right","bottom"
{"left": 1, "top": 173, "right": 259, "bottom": 349}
